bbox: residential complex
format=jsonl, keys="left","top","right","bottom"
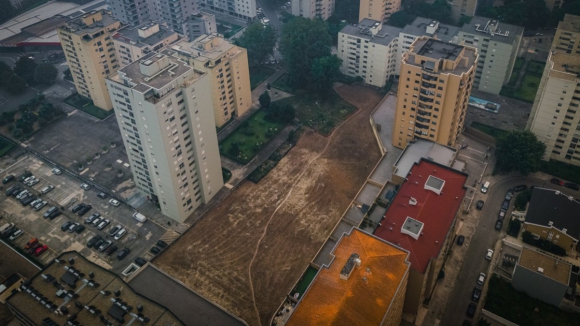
{"left": 457, "top": 16, "right": 523, "bottom": 94}
{"left": 337, "top": 19, "right": 401, "bottom": 88}
{"left": 171, "top": 33, "right": 252, "bottom": 127}
{"left": 106, "top": 0, "right": 152, "bottom": 26}
{"left": 106, "top": 49, "right": 224, "bottom": 223}
{"left": 286, "top": 228, "right": 410, "bottom": 326}
{"left": 527, "top": 14, "right": 580, "bottom": 166}
{"left": 374, "top": 159, "right": 468, "bottom": 316}
{"left": 392, "top": 37, "right": 477, "bottom": 149}
{"left": 291, "top": 0, "right": 335, "bottom": 20}
{"left": 358, "top": 0, "right": 401, "bottom": 23}
{"left": 112, "top": 22, "right": 180, "bottom": 68}
{"left": 449, "top": 0, "right": 478, "bottom": 23}
{"left": 57, "top": 10, "right": 122, "bottom": 111}
{"left": 183, "top": 12, "right": 217, "bottom": 41}
{"left": 198, "top": 0, "right": 257, "bottom": 21}
{"left": 6, "top": 251, "right": 183, "bottom": 326}
{"left": 159, "top": 0, "right": 200, "bottom": 34}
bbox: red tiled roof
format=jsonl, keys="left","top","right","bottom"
{"left": 374, "top": 159, "right": 467, "bottom": 274}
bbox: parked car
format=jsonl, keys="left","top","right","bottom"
{"left": 477, "top": 272, "right": 487, "bottom": 286}
{"left": 105, "top": 245, "right": 118, "bottom": 256}
{"left": 18, "top": 171, "right": 31, "bottom": 182}
{"left": 29, "top": 198, "right": 42, "bottom": 208}
{"left": 476, "top": 200, "right": 484, "bottom": 210}
{"left": 16, "top": 190, "right": 29, "bottom": 200}
{"left": 551, "top": 178, "right": 564, "bottom": 185}
{"left": 23, "top": 176, "right": 34, "bottom": 184}
{"left": 93, "top": 238, "right": 105, "bottom": 249}
{"left": 27, "top": 243, "right": 41, "bottom": 254}
{"left": 150, "top": 246, "right": 161, "bottom": 255}
{"left": 87, "top": 235, "right": 102, "bottom": 248}
{"left": 97, "top": 219, "right": 110, "bottom": 230}
{"left": 3, "top": 227, "right": 19, "bottom": 238}
{"left": 51, "top": 168, "right": 62, "bottom": 175}
{"left": 486, "top": 249, "right": 494, "bottom": 260}
{"left": 21, "top": 195, "right": 36, "bottom": 206}
{"left": 109, "top": 199, "right": 120, "bottom": 207}
{"left": 77, "top": 205, "right": 92, "bottom": 216}
{"left": 565, "top": 182, "right": 579, "bottom": 191}
{"left": 134, "top": 257, "right": 147, "bottom": 266}
{"left": 495, "top": 219, "right": 503, "bottom": 230}
{"left": 156, "top": 240, "right": 168, "bottom": 249}
{"left": 44, "top": 207, "right": 60, "bottom": 219}
{"left": 504, "top": 189, "right": 514, "bottom": 201}
{"left": 466, "top": 303, "right": 476, "bottom": 317}
{"left": 68, "top": 223, "right": 79, "bottom": 233}
{"left": 85, "top": 213, "right": 100, "bottom": 224}
{"left": 34, "top": 244, "right": 48, "bottom": 256}
{"left": 97, "top": 192, "right": 108, "bottom": 199}
{"left": 501, "top": 199, "right": 510, "bottom": 211}
{"left": 91, "top": 217, "right": 103, "bottom": 226}
{"left": 27, "top": 178, "right": 39, "bottom": 186}
{"left": 11, "top": 188, "right": 24, "bottom": 197}
{"left": 25, "top": 238, "right": 38, "bottom": 249}
{"left": 108, "top": 225, "right": 121, "bottom": 237}
{"left": 40, "top": 185, "right": 55, "bottom": 194}
{"left": 456, "top": 235, "right": 465, "bottom": 246}
{"left": 117, "top": 247, "right": 130, "bottom": 260}
{"left": 498, "top": 209, "right": 506, "bottom": 221}
{"left": 513, "top": 185, "right": 528, "bottom": 192}
{"left": 71, "top": 203, "right": 86, "bottom": 213}
{"left": 75, "top": 225, "right": 85, "bottom": 234}
{"left": 8, "top": 229, "right": 24, "bottom": 241}
{"left": 5, "top": 185, "right": 20, "bottom": 196}
{"left": 114, "top": 228, "right": 126, "bottom": 240}
{"left": 81, "top": 183, "right": 91, "bottom": 190}
{"left": 61, "top": 221, "right": 73, "bottom": 231}
{"left": 34, "top": 200, "right": 47, "bottom": 211}
{"left": 2, "top": 175, "right": 15, "bottom": 184}
{"left": 472, "top": 287, "right": 482, "bottom": 302}
{"left": 98, "top": 240, "right": 112, "bottom": 252}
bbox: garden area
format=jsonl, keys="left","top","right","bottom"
{"left": 216, "top": 20, "right": 243, "bottom": 38}
{"left": 506, "top": 57, "right": 524, "bottom": 86}
{"left": 248, "top": 130, "right": 299, "bottom": 183}
{"left": 539, "top": 159, "right": 580, "bottom": 184}
{"left": 250, "top": 67, "right": 275, "bottom": 90}
{"left": 64, "top": 93, "right": 113, "bottom": 119}
{"left": 0, "top": 138, "right": 16, "bottom": 157}
{"left": 485, "top": 277, "right": 578, "bottom": 326}
{"left": 500, "top": 60, "right": 545, "bottom": 103}
{"left": 471, "top": 121, "right": 509, "bottom": 140}
{"left": 0, "top": 94, "right": 65, "bottom": 140}
{"left": 275, "top": 91, "right": 356, "bottom": 135}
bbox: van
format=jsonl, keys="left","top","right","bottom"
{"left": 0, "top": 223, "right": 15, "bottom": 235}
{"left": 133, "top": 212, "right": 147, "bottom": 223}
{"left": 481, "top": 181, "right": 490, "bottom": 193}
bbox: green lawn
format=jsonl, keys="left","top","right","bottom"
{"left": 539, "top": 159, "right": 580, "bottom": 184}
{"left": 471, "top": 122, "right": 509, "bottom": 140}
{"left": 249, "top": 67, "right": 275, "bottom": 90}
{"left": 272, "top": 73, "right": 294, "bottom": 93}
{"left": 220, "top": 110, "right": 286, "bottom": 164}
{"left": 64, "top": 94, "right": 114, "bottom": 120}
{"left": 513, "top": 57, "right": 524, "bottom": 71}
{"left": 513, "top": 74, "right": 541, "bottom": 102}
{"left": 216, "top": 20, "right": 243, "bottom": 38}
{"left": 291, "top": 266, "right": 318, "bottom": 299}
{"left": 275, "top": 91, "right": 356, "bottom": 135}
{"left": 527, "top": 61, "right": 546, "bottom": 76}
{"left": 0, "top": 138, "right": 16, "bottom": 157}
{"left": 485, "top": 277, "right": 578, "bottom": 326}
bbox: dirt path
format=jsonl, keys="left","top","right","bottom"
{"left": 154, "top": 84, "right": 384, "bottom": 326}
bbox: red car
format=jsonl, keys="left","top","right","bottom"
{"left": 34, "top": 244, "right": 48, "bottom": 256}
{"left": 551, "top": 178, "right": 564, "bottom": 186}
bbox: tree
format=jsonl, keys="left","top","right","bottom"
{"left": 3, "top": 74, "right": 26, "bottom": 95}
{"left": 278, "top": 104, "right": 295, "bottom": 123}
{"left": 477, "top": 0, "right": 550, "bottom": 29}
{"left": 309, "top": 55, "right": 342, "bottom": 95}
{"left": 259, "top": 91, "right": 271, "bottom": 108}
{"left": 332, "top": 0, "right": 359, "bottom": 23}
{"left": 280, "top": 17, "right": 332, "bottom": 88}
{"left": 34, "top": 63, "right": 58, "bottom": 85}
{"left": 236, "top": 23, "right": 277, "bottom": 67}
{"left": 0, "top": 0, "right": 16, "bottom": 25}
{"left": 387, "top": 11, "right": 416, "bottom": 28}
{"left": 13, "top": 56, "right": 37, "bottom": 84}
{"left": 495, "top": 130, "right": 546, "bottom": 176}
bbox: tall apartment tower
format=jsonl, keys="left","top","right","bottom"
{"left": 198, "top": 0, "right": 257, "bottom": 21}
{"left": 106, "top": 0, "right": 152, "bottom": 25}
{"left": 112, "top": 22, "right": 180, "bottom": 67}
{"left": 106, "top": 50, "right": 223, "bottom": 223}
{"left": 392, "top": 37, "right": 477, "bottom": 149}
{"left": 359, "top": 0, "right": 401, "bottom": 23}
{"left": 450, "top": 0, "right": 478, "bottom": 23}
{"left": 159, "top": 0, "right": 200, "bottom": 33}
{"left": 291, "top": 0, "right": 334, "bottom": 20}
{"left": 183, "top": 12, "right": 217, "bottom": 41}
{"left": 171, "top": 34, "right": 252, "bottom": 127}
{"left": 457, "top": 17, "right": 523, "bottom": 94}
{"left": 527, "top": 14, "right": 580, "bottom": 166}
{"left": 57, "top": 10, "right": 122, "bottom": 111}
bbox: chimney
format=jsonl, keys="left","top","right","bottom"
{"left": 340, "top": 253, "right": 360, "bottom": 280}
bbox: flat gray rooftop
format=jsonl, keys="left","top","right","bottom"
{"left": 60, "top": 10, "right": 117, "bottom": 35}
{"left": 340, "top": 18, "right": 401, "bottom": 46}
{"left": 114, "top": 22, "right": 177, "bottom": 48}
{"left": 313, "top": 239, "right": 337, "bottom": 268}
{"left": 460, "top": 16, "right": 523, "bottom": 45}
{"left": 394, "top": 139, "right": 456, "bottom": 179}
{"left": 331, "top": 221, "right": 354, "bottom": 240}
{"left": 415, "top": 38, "right": 464, "bottom": 60}
{"left": 355, "top": 183, "right": 382, "bottom": 206}
{"left": 400, "top": 17, "right": 460, "bottom": 43}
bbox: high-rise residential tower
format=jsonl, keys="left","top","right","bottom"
{"left": 106, "top": 50, "right": 224, "bottom": 223}
{"left": 106, "top": 0, "right": 152, "bottom": 25}
{"left": 198, "top": 0, "right": 257, "bottom": 21}
{"left": 112, "top": 22, "right": 180, "bottom": 67}
{"left": 159, "top": 0, "right": 200, "bottom": 33}
{"left": 359, "top": 0, "right": 401, "bottom": 23}
{"left": 57, "top": 10, "right": 122, "bottom": 111}
{"left": 291, "top": 0, "right": 334, "bottom": 20}
{"left": 450, "top": 0, "right": 478, "bottom": 23}
{"left": 392, "top": 37, "right": 477, "bottom": 149}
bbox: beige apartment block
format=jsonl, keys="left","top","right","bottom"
{"left": 359, "top": 0, "right": 401, "bottom": 23}
{"left": 527, "top": 15, "right": 580, "bottom": 166}
{"left": 392, "top": 37, "right": 477, "bottom": 149}
{"left": 450, "top": 0, "right": 478, "bottom": 23}
{"left": 57, "top": 10, "right": 122, "bottom": 111}
{"left": 112, "top": 22, "right": 180, "bottom": 68}
{"left": 291, "top": 0, "right": 335, "bottom": 20}
{"left": 171, "top": 34, "right": 252, "bottom": 128}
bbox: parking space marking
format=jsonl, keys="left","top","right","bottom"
{"left": 465, "top": 147, "right": 486, "bottom": 155}
{"left": 458, "top": 153, "right": 484, "bottom": 163}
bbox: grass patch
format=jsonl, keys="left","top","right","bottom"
{"left": 539, "top": 159, "right": 580, "bottom": 184}
{"left": 220, "top": 110, "right": 286, "bottom": 164}
{"left": 527, "top": 61, "right": 546, "bottom": 76}
{"left": 64, "top": 94, "right": 113, "bottom": 120}
{"left": 513, "top": 74, "right": 541, "bottom": 102}
{"left": 485, "top": 277, "right": 578, "bottom": 326}
{"left": 272, "top": 73, "right": 294, "bottom": 93}
{"left": 275, "top": 91, "right": 356, "bottom": 135}
{"left": 222, "top": 168, "right": 232, "bottom": 182}
{"left": 291, "top": 266, "right": 318, "bottom": 299}
{"left": 513, "top": 57, "right": 524, "bottom": 71}
{"left": 0, "top": 138, "right": 16, "bottom": 157}
{"left": 250, "top": 66, "right": 275, "bottom": 90}
{"left": 471, "top": 121, "right": 510, "bottom": 140}
{"left": 216, "top": 20, "right": 243, "bottom": 38}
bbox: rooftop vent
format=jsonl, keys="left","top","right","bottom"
{"left": 425, "top": 175, "right": 445, "bottom": 195}
{"left": 537, "top": 267, "right": 544, "bottom": 274}
{"left": 340, "top": 253, "right": 361, "bottom": 280}
{"left": 409, "top": 197, "right": 417, "bottom": 206}
{"left": 401, "top": 216, "right": 424, "bottom": 240}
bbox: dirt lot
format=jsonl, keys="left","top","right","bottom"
{"left": 154, "top": 84, "right": 385, "bottom": 325}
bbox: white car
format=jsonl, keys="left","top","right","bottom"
{"left": 486, "top": 249, "right": 494, "bottom": 260}
{"left": 34, "top": 200, "right": 47, "bottom": 211}
{"left": 261, "top": 18, "right": 270, "bottom": 25}
{"left": 109, "top": 199, "right": 120, "bottom": 207}
{"left": 81, "top": 183, "right": 91, "bottom": 190}
{"left": 29, "top": 198, "right": 42, "bottom": 207}
{"left": 51, "top": 168, "right": 62, "bottom": 175}
{"left": 27, "top": 178, "right": 39, "bottom": 186}
{"left": 114, "top": 228, "right": 127, "bottom": 240}
{"left": 41, "top": 185, "right": 55, "bottom": 194}
{"left": 9, "top": 229, "right": 23, "bottom": 241}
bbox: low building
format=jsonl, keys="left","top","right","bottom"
{"left": 112, "top": 22, "right": 180, "bottom": 68}
{"left": 6, "top": 251, "right": 183, "bottom": 326}
{"left": 522, "top": 188, "right": 580, "bottom": 254}
{"left": 374, "top": 159, "right": 468, "bottom": 317}
{"left": 286, "top": 228, "right": 410, "bottom": 326}
{"left": 512, "top": 248, "right": 571, "bottom": 306}
{"left": 183, "top": 12, "right": 217, "bottom": 42}
{"left": 338, "top": 19, "right": 401, "bottom": 88}
{"left": 457, "top": 16, "right": 523, "bottom": 94}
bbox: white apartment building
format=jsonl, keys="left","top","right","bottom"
{"left": 106, "top": 50, "right": 224, "bottom": 223}
{"left": 338, "top": 19, "right": 401, "bottom": 87}
{"left": 158, "top": 0, "right": 200, "bottom": 33}
{"left": 106, "top": 0, "right": 152, "bottom": 25}
{"left": 198, "top": 0, "right": 257, "bottom": 21}
{"left": 291, "top": 0, "right": 334, "bottom": 20}
{"left": 396, "top": 18, "right": 460, "bottom": 75}
{"left": 112, "top": 22, "right": 180, "bottom": 67}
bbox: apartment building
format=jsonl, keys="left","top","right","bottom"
{"left": 112, "top": 22, "right": 180, "bottom": 68}
{"left": 158, "top": 0, "right": 200, "bottom": 33}
{"left": 291, "top": 0, "right": 334, "bottom": 20}
{"left": 338, "top": 19, "right": 401, "bottom": 87}
{"left": 106, "top": 50, "right": 223, "bottom": 223}
{"left": 527, "top": 14, "right": 580, "bottom": 166}
{"left": 183, "top": 12, "right": 217, "bottom": 41}
{"left": 392, "top": 37, "right": 477, "bottom": 149}
{"left": 359, "top": 0, "right": 401, "bottom": 23}
{"left": 57, "top": 10, "right": 122, "bottom": 111}
{"left": 198, "top": 0, "right": 257, "bottom": 21}
{"left": 106, "top": 0, "right": 152, "bottom": 25}
{"left": 457, "top": 16, "right": 523, "bottom": 94}
{"left": 397, "top": 18, "right": 460, "bottom": 74}
{"left": 171, "top": 34, "right": 252, "bottom": 127}
{"left": 493, "top": 0, "right": 563, "bottom": 11}
{"left": 450, "top": 0, "right": 478, "bottom": 23}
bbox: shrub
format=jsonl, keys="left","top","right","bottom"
{"left": 514, "top": 189, "right": 532, "bottom": 211}
{"left": 507, "top": 219, "right": 521, "bottom": 237}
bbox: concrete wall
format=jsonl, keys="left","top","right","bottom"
{"left": 381, "top": 267, "right": 408, "bottom": 326}
{"left": 404, "top": 268, "right": 425, "bottom": 314}
{"left": 523, "top": 224, "right": 577, "bottom": 253}
{"left": 512, "top": 264, "right": 568, "bottom": 306}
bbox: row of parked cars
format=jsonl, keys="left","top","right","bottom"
{"left": 0, "top": 223, "right": 48, "bottom": 256}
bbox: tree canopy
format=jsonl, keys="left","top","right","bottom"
{"left": 235, "top": 23, "right": 277, "bottom": 67}
{"left": 259, "top": 91, "right": 271, "bottom": 108}
{"left": 495, "top": 130, "right": 546, "bottom": 176}
{"left": 13, "top": 56, "right": 37, "bottom": 84}
{"left": 477, "top": 0, "right": 550, "bottom": 29}
{"left": 387, "top": 11, "right": 416, "bottom": 28}
{"left": 34, "top": 63, "right": 58, "bottom": 85}
{"left": 3, "top": 74, "right": 26, "bottom": 95}
{"left": 332, "top": 0, "right": 360, "bottom": 24}
{"left": 0, "top": 0, "right": 16, "bottom": 25}
{"left": 309, "top": 55, "right": 342, "bottom": 95}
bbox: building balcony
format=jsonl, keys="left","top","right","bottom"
{"left": 419, "top": 96, "right": 434, "bottom": 103}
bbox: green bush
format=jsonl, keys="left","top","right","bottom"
{"left": 514, "top": 189, "right": 532, "bottom": 211}
{"left": 539, "top": 159, "right": 580, "bottom": 184}
{"left": 507, "top": 219, "right": 521, "bottom": 237}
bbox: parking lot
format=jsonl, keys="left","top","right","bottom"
{"left": 0, "top": 155, "right": 172, "bottom": 274}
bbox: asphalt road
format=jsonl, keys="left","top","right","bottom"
{"left": 440, "top": 176, "right": 578, "bottom": 325}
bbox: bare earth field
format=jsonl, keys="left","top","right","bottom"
{"left": 154, "top": 84, "right": 384, "bottom": 326}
